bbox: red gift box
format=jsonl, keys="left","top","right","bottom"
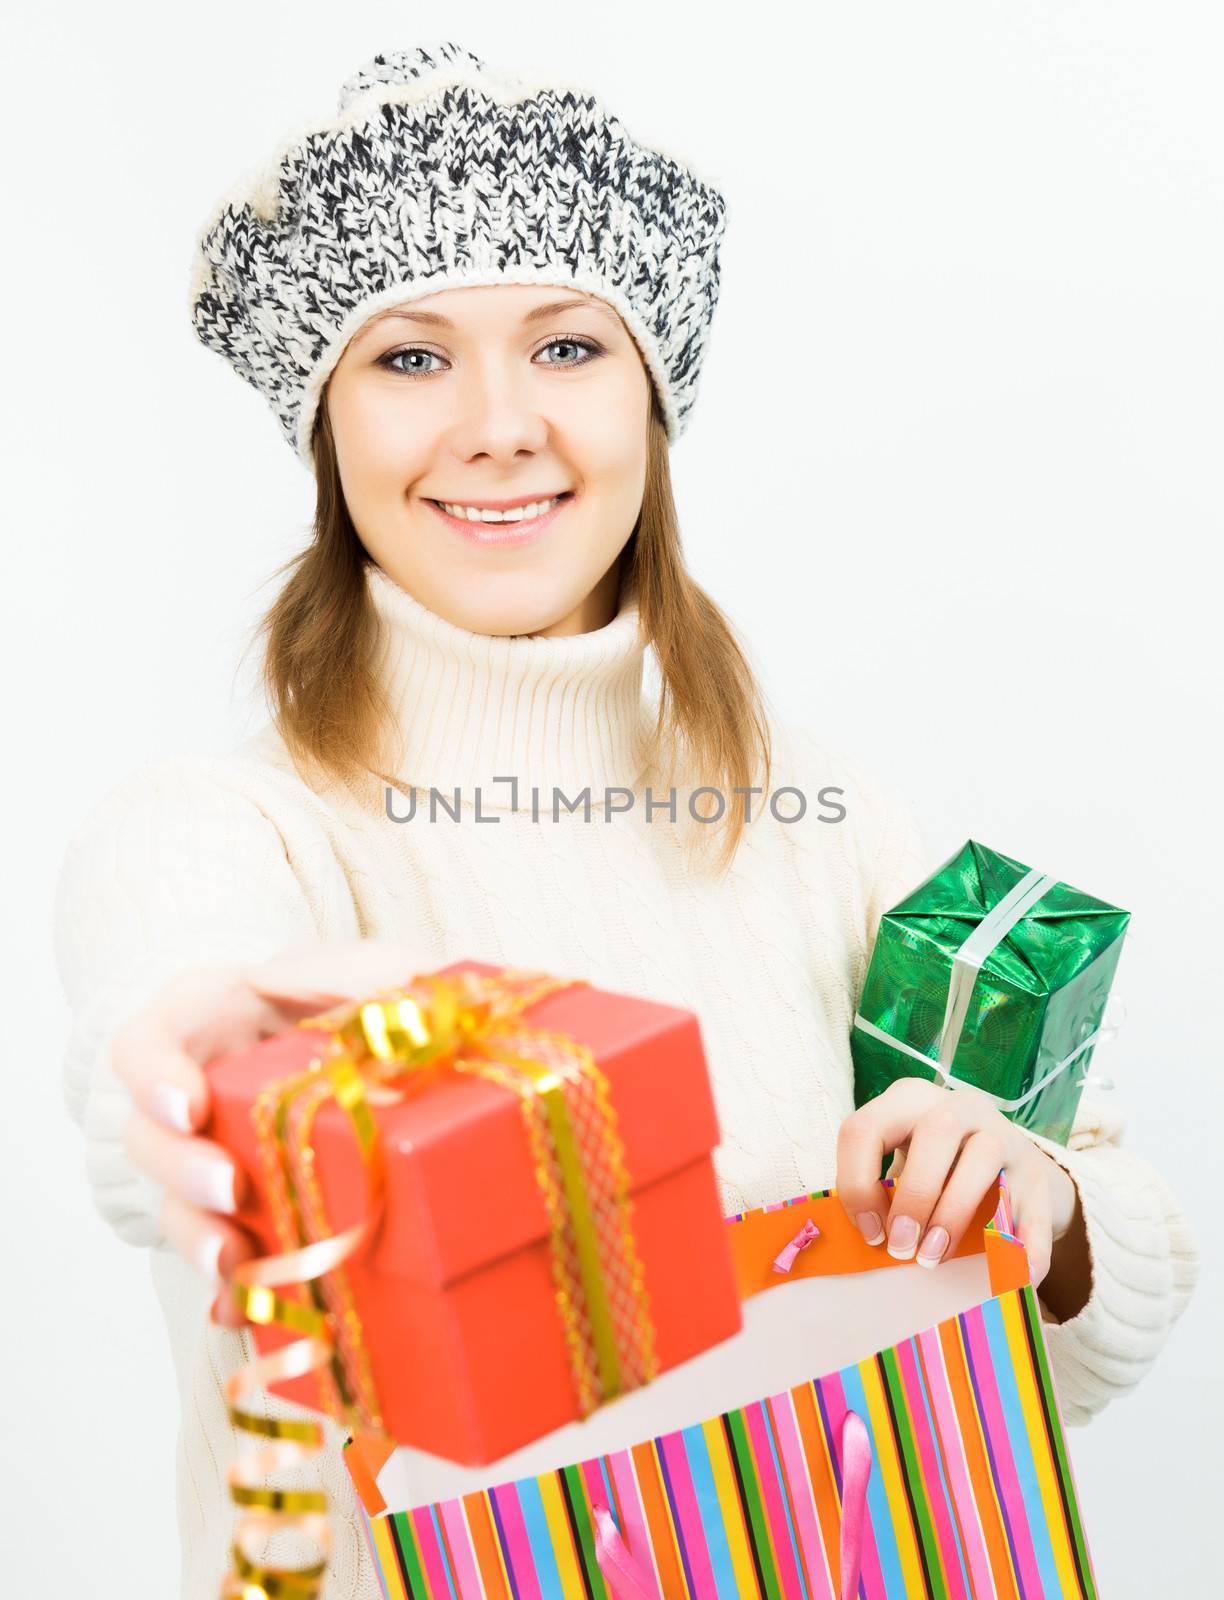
{"left": 204, "top": 959, "right": 742, "bottom": 1464}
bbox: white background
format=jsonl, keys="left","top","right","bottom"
{"left": 3, "top": 3, "right": 1220, "bottom": 1594}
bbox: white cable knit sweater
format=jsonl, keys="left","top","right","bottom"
{"left": 53, "top": 563, "right": 1197, "bottom": 1598}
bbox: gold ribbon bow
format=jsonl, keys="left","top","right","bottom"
{"left": 220, "top": 966, "right": 657, "bottom": 1600}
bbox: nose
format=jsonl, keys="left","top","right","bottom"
{"left": 445, "top": 358, "right": 551, "bottom": 465}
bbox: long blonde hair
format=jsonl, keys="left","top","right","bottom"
{"left": 255, "top": 383, "right": 773, "bottom": 875}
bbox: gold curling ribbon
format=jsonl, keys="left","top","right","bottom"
{"left": 220, "top": 966, "right": 657, "bottom": 1600}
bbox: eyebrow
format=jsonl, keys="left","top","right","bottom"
{"left": 358, "top": 296, "right": 621, "bottom": 335}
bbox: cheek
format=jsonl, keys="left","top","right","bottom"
{"left": 568, "top": 369, "right": 651, "bottom": 487}
{"left": 334, "top": 398, "right": 425, "bottom": 500}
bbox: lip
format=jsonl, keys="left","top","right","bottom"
{"left": 425, "top": 493, "right": 574, "bottom": 546}
{"left": 428, "top": 490, "right": 571, "bottom": 511}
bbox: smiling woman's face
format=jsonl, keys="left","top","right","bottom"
{"left": 324, "top": 282, "right": 653, "bottom": 637}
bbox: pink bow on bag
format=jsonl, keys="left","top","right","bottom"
{"left": 771, "top": 1217, "right": 821, "bottom": 1273}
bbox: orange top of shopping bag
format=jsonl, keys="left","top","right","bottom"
{"left": 726, "top": 1179, "right": 1030, "bottom": 1302}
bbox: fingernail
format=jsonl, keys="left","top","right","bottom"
{"left": 150, "top": 1082, "right": 193, "bottom": 1133}
{"left": 856, "top": 1211, "right": 886, "bottom": 1246}
{"left": 916, "top": 1225, "right": 950, "bottom": 1268}
{"left": 194, "top": 1231, "right": 224, "bottom": 1286}
{"left": 887, "top": 1215, "right": 920, "bottom": 1259}
{"left": 184, "top": 1154, "right": 238, "bottom": 1214}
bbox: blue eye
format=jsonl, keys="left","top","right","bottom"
{"left": 377, "top": 337, "right": 604, "bottom": 379}
{"left": 379, "top": 348, "right": 443, "bottom": 377}
{"left": 535, "top": 337, "right": 603, "bottom": 367}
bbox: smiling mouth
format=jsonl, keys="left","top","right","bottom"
{"left": 424, "top": 493, "right": 575, "bottom": 544}
{"left": 426, "top": 492, "right": 574, "bottom": 524}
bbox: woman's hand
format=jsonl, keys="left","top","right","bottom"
{"left": 111, "top": 939, "right": 425, "bottom": 1327}
{"left": 836, "top": 1077, "right": 1090, "bottom": 1315}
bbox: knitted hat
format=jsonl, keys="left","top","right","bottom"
{"left": 188, "top": 41, "right": 730, "bottom": 470}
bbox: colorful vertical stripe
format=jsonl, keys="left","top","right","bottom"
{"left": 349, "top": 1280, "right": 1094, "bottom": 1598}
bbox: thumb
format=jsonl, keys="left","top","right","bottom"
{"left": 241, "top": 940, "right": 428, "bottom": 1017}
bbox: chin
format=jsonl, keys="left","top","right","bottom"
{"left": 432, "top": 580, "right": 580, "bottom": 639}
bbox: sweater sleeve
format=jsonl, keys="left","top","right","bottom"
{"left": 1021, "top": 1099, "right": 1199, "bottom": 1426}
{"left": 51, "top": 757, "right": 338, "bottom": 1251}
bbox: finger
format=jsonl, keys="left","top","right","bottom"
{"left": 242, "top": 939, "right": 428, "bottom": 1014}
{"left": 112, "top": 962, "right": 275, "bottom": 1133}
{"left": 884, "top": 1108, "right": 973, "bottom": 1260}
{"left": 171, "top": 963, "right": 302, "bottom": 1064}
{"left": 160, "top": 1191, "right": 258, "bottom": 1329}
{"left": 123, "top": 1106, "right": 248, "bottom": 1213}
{"left": 858, "top": 1077, "right": 955, "bottom": 1150}
{"left": 837, "top": 1083, "right": 928, "bottom": 1244}
{"left": 836, "top": 1078, "right": 951, "bottom": 1245}
{"left": 1012, "top": 1172, "right": 1054, "bottom": 1285}
{"left": 115, "top": 944, "right": 429, "bottom": 1138}
{"left": 914, "top": 1128, "right": 1007, "bottom": 1267}
{"left": 836, "top": 1115, "right": 891, "bottom": 1245}
{"left": 111, "top": 1003, "right": 212, "bottom": 1134}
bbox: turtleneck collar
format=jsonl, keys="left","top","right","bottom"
{"left": 365, "top": 563, "right": 654, "bottom": 806}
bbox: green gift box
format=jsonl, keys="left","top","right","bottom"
{"left": 851, "top": 840, "right": 1129, "bottom": 1144}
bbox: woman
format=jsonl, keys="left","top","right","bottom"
{"left": 54, "top": 41, "right": 1196, "bottom": 1599}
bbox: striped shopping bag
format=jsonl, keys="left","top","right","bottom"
{"left": 344, "top": 1179, "right": 1096, "bottom": 1599}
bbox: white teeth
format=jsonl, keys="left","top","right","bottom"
{"left": 437, "top": 496, "right": 563, "bottom": 523}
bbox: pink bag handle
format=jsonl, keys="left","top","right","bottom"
{"left": 838, "top": 1410, "right": 872, "bottom": 1599}
{"left": 592, "top": 1504, "right": 662, "bottom": 1598}
{"left": 592, "top": 1409, "right": 872, "bottom": 1598}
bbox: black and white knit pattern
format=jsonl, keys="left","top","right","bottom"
{"left": 188, "top": 42, "right": 729, "bottom": 468}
